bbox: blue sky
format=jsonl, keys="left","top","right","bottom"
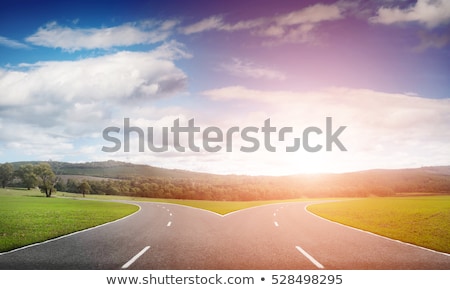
{"left": 0, "top": 0, "right": 449, "bottom": 175}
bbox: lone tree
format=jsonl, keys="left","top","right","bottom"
{"left": 16, "top": 164, "right": 38, "bottom": 190}
{"left": 35, "top": 163, "right": 57, "bottom": 197}
{"left": 78, "top": 181, "right": 91, "bottom": 197}
{"left": 0, "top": 163, "right": 14, "bottom": 188}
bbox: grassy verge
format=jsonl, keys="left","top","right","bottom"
{"left": 146, "top": 199, "right": 301, "bottom": 215}
{"left": 0, "top": 188, "right": 139, "bottom": 252}
{"left": 307, "top": 196, "right": 450, "bottom": 253}
{"left": 53, "top": 191, "right": 310, "bottom": 215}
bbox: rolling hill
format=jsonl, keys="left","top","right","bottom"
{"left": 8, "top": 160, "right": 450, "bottom": 200}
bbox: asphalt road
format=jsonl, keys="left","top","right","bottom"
{"left": 0, "top": 201, "right": 449, "bottom": 269}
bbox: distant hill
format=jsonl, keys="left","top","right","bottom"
{"left": 419, "top": 166, "right": 450, "bottom": 175}
{"left": 8, "top": 161, "right": 450, "bottom": 200}
{"left": 284, "top": 166, "right": 450, "bottom": 197}
{"left": 11, "top": 160, "right": 215, "bottom": 179}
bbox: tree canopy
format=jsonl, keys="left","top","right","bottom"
{"left": 0, "top": 163, "right": 14, "bottom": 188}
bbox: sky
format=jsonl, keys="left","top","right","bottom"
{"left": 0, "top": 0, "right": 449, "bottom": 176}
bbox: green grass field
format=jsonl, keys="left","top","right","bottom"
{"left": 54, "top": 191, "right": 306, "bottom": 215}
{"left": 307, "top": 196, "right": 450, "bottom": 254}
{"left": 0, "top": 188, "right": 139, "bottom": 252}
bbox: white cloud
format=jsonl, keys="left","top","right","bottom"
{"left": 221, "top": 18, "right": 267, "bottom": 32}
{"left": 0, "top": 42, "right": 190, "bottom": 161}
{"left": 269, "top": 23, "right": 316, "bottom": 44}
{"left": 0, "top": 36, "right": 30, "bottom": 49}
{"left": 275, "top": 3, "right": 342, "bottom": 26}
{"left": 26, "top": 20, "right": 177, "bottom": 51}
{"left": 202, "top": 86, "right": 297, "bottom": 102}
{"left": 0, "top": 42, "right": 189, "bottom": 107}
{"left": 220, "top": 58, "right": 286, "bottom": 80}
{"left": 179, "top": 15, "right": 224, "bottom": 35}
{"left": 415, "top": 29, "right": 450, "bottom": 51}
{"left": 180, "top": 3, "right": 344, "bottom": 44}
{"left": 200, "top": 86, "right": 450, "bottom": 174}
{"left": 370, "top": 0, "right": 450, "bottom": 28}
{"left": 3, "top": 80, "right": 447, "bottom": 175}
{"left": 257, "top": 25, "right": 285, "bottom": 37}
{"left": 0, "top": 120, "right": 75, "bottom": 161}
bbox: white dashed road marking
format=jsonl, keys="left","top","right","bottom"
{"left": 121, "top": 246, "right": 150, "bottom": 269}
{"left": 295, "top": 246, "right": 324, "bottom": 269}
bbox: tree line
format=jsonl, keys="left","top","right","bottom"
{"left": 49, "top": 172, "right": 450, "bottom": 200}
{"left": 1, "top": 162, "right": 450, "bottom": 200}
{"left": 0, "top": 162, "right": 60, "bottom": 197}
